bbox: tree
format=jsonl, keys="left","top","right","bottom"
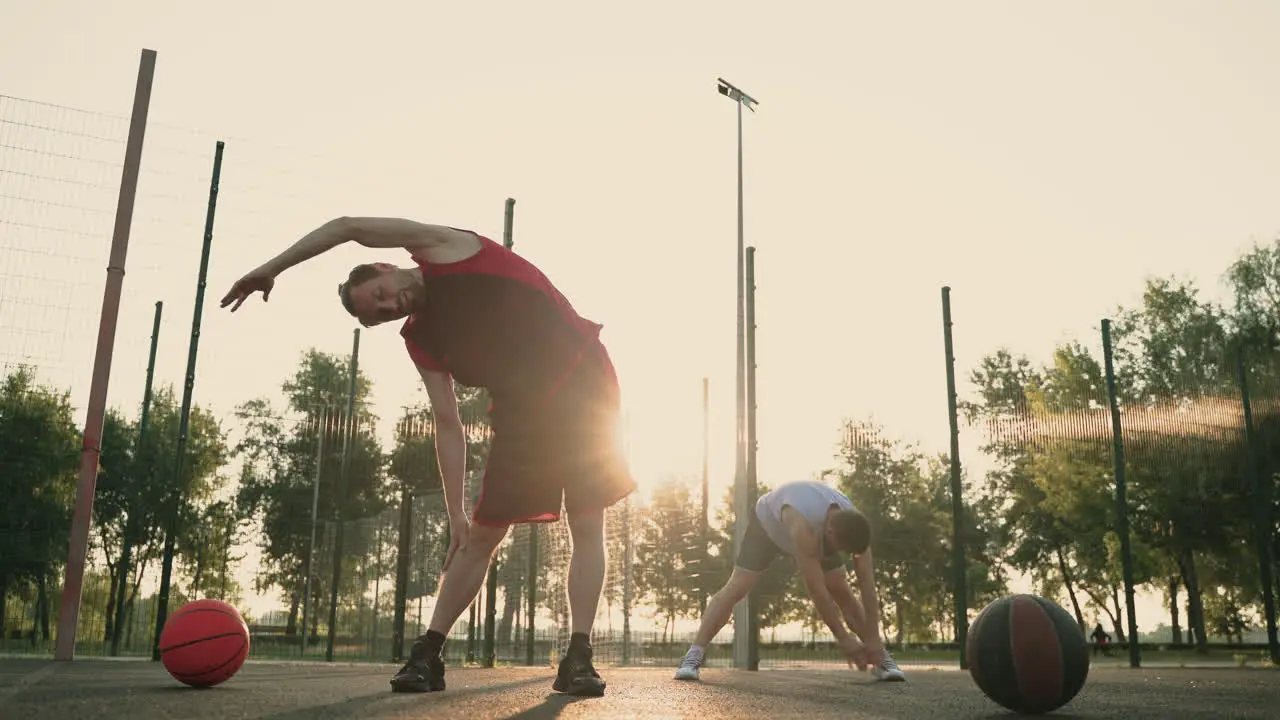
{"left": 634, "top": 479, "right": 702, "bottom": 641}
{"left": 1111, "top": 277, "right": 1248, "bottom": 652}
{"left": 0, "top": 367, "right": 78, "bottom": 641}
{"left": 964, "top": 346, "right": 1115, "bottom": 633}
{"left": 832, "top": 422, "right": 955, "bottom": 643}
{"left": 234, "top": 348, "right": 389, "bottom": 636}
{"left": 92, "top": 386, "right": 229, "bottom": 648}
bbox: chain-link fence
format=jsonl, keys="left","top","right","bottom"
{"left": 4, "top": 78, "right": 1279, "bottom": 675}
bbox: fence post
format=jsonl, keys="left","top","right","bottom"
{"left": 325, "top": 329, "right": 361, "bottom": 662}
{"left": 622, "top": 497, "right": 633, "bottom": 665}
{"left": 57, "top": 48, "right": 157, "bottom": 661}
{"left": 1236, "top": 349, "right": 1280, "bottom": 665}
{"left": 1101, "top": 319, "right": 1141, "bottom": 668}
{"left": 744, "top": 246, "right": 760, "bottom": 670}
{"left": 940, "top": 287, "right": 969, "bottom": 666}
{"left": 525, "top": 525, "right": 539, "bottom": 665}
{"left": 391, "top": 484, "right": 413, "bottom": 662}
{"left": 111, "top": 300, "right": 162, "bottom": 657}
{"left": 153, "top": 140, "right": 224, "bottom": 661}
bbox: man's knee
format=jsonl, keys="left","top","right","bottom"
{"left": 718, "top": 567, "right": 760, "bottom": 600}
{"left": 469, "top": 523, "right": 510, "bottom": 557}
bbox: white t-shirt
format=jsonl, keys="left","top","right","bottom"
{"left": 754, "top": 480, "right": 854, "bottom": 556}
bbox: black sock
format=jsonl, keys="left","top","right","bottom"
{"left": 412, "top": 630, "right": 447, "bottom": 659}
{"left": 569, "top": 632, "right": 591, "bottom": 653}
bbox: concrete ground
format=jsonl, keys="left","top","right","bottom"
{"left": 0, "top": 658, "right": 1275, "bottom": 719}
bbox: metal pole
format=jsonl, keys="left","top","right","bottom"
{"left": 730, "top": 87, "right": 751, "bottom": 672}
{"left": 326, "top": 329, "right": 361, "bottom": 662}
{"left": 941, "top": 287, "right": 968, "bottom": 666}
{"left": 109, "top": 300, "right": 162, "bottom": 657}
{"left": 301, "top": 407, "right": 326, "bottom": 656}
{"left": 1237, "top": 350, "right": 1280, "bottom": 664}
{"left": 392, "top": 483, "right": 414, "bottom": 663}
{"left": 621, "top": 497, "right": 633, "bottom": 665}
{"left": 56, "top": 48, "right": 157, "bottom": 661}
{"left": 481, "top": 196, "right": 515, "bottom": 666}
{"left": 525, "top": 524, "right": 539, "bottom": 666}
{"left": 1101, "top": 319, "right": 1141, "bottom": 668}
{"left": 745, "top": 246, "right": 760, "bottom": 671}
{"left": 503, "top": 198, "right": 516, "bottom": 250}
{"left": 701, "top": 377, "right": 710, "bottom": 613}
{"left": 483, "top": 558, "right": 498, "bottom": 667}
{"left": 152, "top": 140, "right": 224, "bottom": 661}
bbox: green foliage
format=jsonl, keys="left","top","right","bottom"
{"left": 831, "top": 423, "right": 1006, "bottom": 642}
{"left": 0, "top": 367, "right": 79, "bottom": 635}
{"left": 634, "top": 479, "right": 703, "bottom": 641}
{"left": 233, "top": 348, "right": 389, "bottom": 633}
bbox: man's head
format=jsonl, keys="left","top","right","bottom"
{"left": 338, "top": 263, "right": 424, "bottom": 327}
{"left": 825, "top": 507, "right": 872, "bottom": 556}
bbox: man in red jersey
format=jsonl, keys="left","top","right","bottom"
{"left": 220, "top": 217, "right": 635, "bottom": 697}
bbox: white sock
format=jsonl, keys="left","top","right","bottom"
{"left": 685, "top": 645, "right": 705, "bottom": 659}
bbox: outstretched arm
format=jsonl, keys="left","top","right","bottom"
{"left": 259, "top": 217, "right": 466, "bottom": 276}
{"left": 220, "top": 217, "right": 474, "bottom": 311}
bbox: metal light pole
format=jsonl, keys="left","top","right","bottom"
{"left": 717, "top": 76, "right": 758, "bottom": 671}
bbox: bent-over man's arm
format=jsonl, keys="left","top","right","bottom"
{"left": 785, "top": 507, "right": 852, "bottom": 643}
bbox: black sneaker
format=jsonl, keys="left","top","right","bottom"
{"left": 389, "top": 655, "right": 446, "bottom": 693}
{"left": 552, "top": 645, "right": 606, "bottom": 697}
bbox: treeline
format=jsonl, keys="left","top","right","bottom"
{"left": 3, "top": 240, "right": 1280, "bottom": 653}
{"left": 581, "top": 239, "right": 1280, "bottom": 648}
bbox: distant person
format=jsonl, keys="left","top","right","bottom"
{"left": 1091, "top": 623, "right": 1111, "bottom": 657}
{"left": 220, "top": 217, "right": 635, "bottom": 697}
{"left": 672, "top": 480, "right": 906, "bottom": 682}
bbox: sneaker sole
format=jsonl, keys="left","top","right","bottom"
{"left": 389, "top": 680, "right": 445, "bottom": 693}
{"left": 553, "top": 676, "right": 607, "bottom": 697}
{"left": 673, "top": 670, "right": 701, "bottom": 681}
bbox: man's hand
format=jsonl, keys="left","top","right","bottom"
{"left": 220, "top": 268, "right": 275, "bottom": 312}
{"left": 859, "top": 638, "right": 886, "bottom": 669}
{"left": 443, "top": 512, "right": 470, "bottom": 572}
{"left": 838, "top": 635, "right": 868, "bottom": 670}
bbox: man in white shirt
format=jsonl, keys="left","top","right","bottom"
{"left": 674, "top": 480, "right": 906, "bottom": 682}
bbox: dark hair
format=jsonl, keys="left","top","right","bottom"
{"left": 337, "top": 264, "right": 385, "bottom": 317}
{"left": 831, "top": 508, "right": 872, "bottom": 555}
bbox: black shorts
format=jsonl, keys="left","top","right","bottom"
{"left": 735, "top": 509, "right": 848, "bottom": 573}
{"left": 473, "top": 343, "right": 636, "bottom": 527}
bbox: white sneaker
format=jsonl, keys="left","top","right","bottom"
{"left": 674, "top": 649, "right": 704, "bottom": 681}
{"left": 871, "top": 654, "right": 906, "bottom": 682}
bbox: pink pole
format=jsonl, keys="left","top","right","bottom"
{"left": 54, "top": 48, "right": 157, "bottom": 662}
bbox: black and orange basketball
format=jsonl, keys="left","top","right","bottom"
{"left": 966, "top": 594, "right": 1090, "bottom": 715}
{"left": 158, "top": 598, "right": 251, "bottom": 688}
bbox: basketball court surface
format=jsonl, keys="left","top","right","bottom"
{"left": 0, "top": 658, "right": 1274, "bottom": 719}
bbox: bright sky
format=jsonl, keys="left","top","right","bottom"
{"left": 3, "top": 1, "right": 1279, "bottom": 638}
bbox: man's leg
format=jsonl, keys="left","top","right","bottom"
{"left": 567, "top": 508, "right": 608, "bottom": 637}
{"left": 675, "top": 569, "right": 760, "bottom": 680}
{"left": 390, "top": 522, "right": 510, "bottom": 693}
{"left": 694, "top": 569, "right": 761, "bottom": 646}
{"left": 675, "top": 519, "right": 774, "bottom": 681}
{"left": 551, "top": 508, "right": 610, "bottom": 697}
